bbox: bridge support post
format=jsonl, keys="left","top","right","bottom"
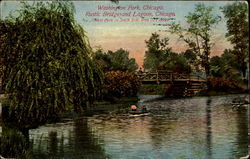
{"left": 156, "top": 71, "right": 159, "bottom": 84}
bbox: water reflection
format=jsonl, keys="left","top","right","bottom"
{"left": 48, "top": 131, "right": 58, "bottom": 156}
{"left": 29, "top": 95, "right": 249, "bottom": 159}
{"left": 146, "top": 98, "right": 209, "bottom": 158}
{"left": 205, "top": 97, "right": 212, "bottom": 159}
{"left": 235, "top": 109, "right": 248, "bottom": 156}
{"left": 30, "top": 118, "right": 109, "bottom": 159}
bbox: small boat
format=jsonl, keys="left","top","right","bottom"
{"left": 129, "top": 113, "right": 150, "bottom": 117}
{"left": 240, "top": 154, "right": 250, "bottom": 159}
{"left": 129, "top": 105, "right": 150, "bottom": 116}
{"left": 231, "top": 103, "right": 249, "bottom": 110}
{"left": 129, "top": 110, "right": 150, "bottom": 116}
{"left": 129, "top": 110, "right": 149, "bottom": 114}
{"left": 231, "top": 97, "right": 249, "bottom": 110}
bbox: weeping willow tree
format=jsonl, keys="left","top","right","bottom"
{"left": 0, "top": 2, "right": 103, "bottom": 130}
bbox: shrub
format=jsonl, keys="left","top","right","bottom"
{"left": 208, "top": 77, "right": 240, "bottom": 91}
{"left": 104, "top": 71, "right": 141, "bottom": 98}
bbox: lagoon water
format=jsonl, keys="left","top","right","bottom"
{"left": 30, "top": 95, "right": 249, "bottom": 159}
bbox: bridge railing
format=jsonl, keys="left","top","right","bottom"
{"left": 137, "top": 71, "right": 207, "bottom": 82}
{"left": 137, "top": 71, "right": 172, "bottom": 81}
{"left": 189, "top": 73, "right": 207, "bottom": 81}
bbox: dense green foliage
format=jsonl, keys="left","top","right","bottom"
{"left": 170, "top": 4, "right": 220, "bottom": 77}
{"left": 143, "top": 33, "right": 171, "bottom": 71}
{"left": 210, "top": 49, "right": 241, "bottom": 81}
{"left": 143, "top": 33, "right": 191, "bottom": 73}
{"left": 163, "top": 52, "right": 191, "bottom": 73}
{"left": 104, "top": 70, "right": 141, "bottom": 98}
{"left": 0, "top": 2, "right": 103, "bottom": 129}
{"left": 182, "top": 49, "right": 198, "bottom": 70}
{"left": 221, "top": 2, "right": 249, "bottom": 78}
{"left": 210, "top": 56, "right": 222, "bottom": 77}
{"left": 93, "top": 48, "right": 138, "bottom": 72}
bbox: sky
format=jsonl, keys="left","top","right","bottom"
{"left": 1, "top": 1, "right": 237, "bottom": 67}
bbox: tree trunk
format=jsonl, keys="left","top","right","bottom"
{"left": 241, "top": 62, "right": 247, "bottom": 78}
{"left": 205, "top": 63, "right": 210, "bottom": 79}
{"left": 20, "top": 128, "right": 30, "bottom": 142}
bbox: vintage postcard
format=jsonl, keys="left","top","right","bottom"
{"left": 0, "top": 1, "right": 249, "bottom": 159}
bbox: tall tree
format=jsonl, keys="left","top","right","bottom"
{"left": 0, "top": 2, "right": 103, "bottom": 130}
{"left": 221, "top": 2, "right": 249, "bottom": 78}
{"left": 182, "top": 49, "right": 198, "bottom": 71}
{"left": 210, "top": 56, "right": 222, "bottom": 77}
{"left": 220, "top": 49, "right": 241, "bottom": 80}
{"left": 209, "top": 49, "right": 242, "bottom": 80}
{"left": 92, "top": 49, "right": 112, "bottom": 72}
{"left": 170, "top": 4, "right": 220, "bottom": 77}
{"left": 143, "top": 33, "right": 171, "bottom": 71}
{"left": 93, "top": 48, "right": 138, "bottom": 72}
{"left": 143, "top": 33, "right": 191, "bottom": 73}
{"left": 162, "top": 52, "right": 191, "bottom": 73}
{"left": 108, "top": 48, "right": 138, "bottom": 72}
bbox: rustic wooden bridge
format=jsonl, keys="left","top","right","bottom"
{"left": 137, "top": 71, "right": 207, "bottom": 84}
{"left": 137, "top": 71, "right": 207, "bottom": 97}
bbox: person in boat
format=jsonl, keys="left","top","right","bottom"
{"left": 130, "top": 104, "right": 148, "bottom": 113}
{"left": 130, "top": 105, "right": 137, "bottom": 111}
